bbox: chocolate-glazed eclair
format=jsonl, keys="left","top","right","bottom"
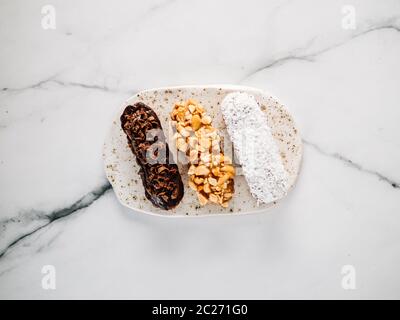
{"left": 121, "top": 102, "right": 184, "bottom": 210}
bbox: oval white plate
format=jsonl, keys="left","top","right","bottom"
{"left": 103, "top": 85, "right": 302, "bottom": 217}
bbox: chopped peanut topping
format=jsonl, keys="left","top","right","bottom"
{"left": 170, "top": 99, "right": 234, "bottom": 208}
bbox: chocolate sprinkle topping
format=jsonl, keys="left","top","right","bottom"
{"left": 120, "top": 102, "right": 184, "bottom": 210}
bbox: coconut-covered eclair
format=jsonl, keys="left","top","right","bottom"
{"left": 221, "top": 92, "right": 289, "bottom": 204}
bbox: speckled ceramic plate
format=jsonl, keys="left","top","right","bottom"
{"left": 103, "top": 85, "right": 302, "bottom": 217}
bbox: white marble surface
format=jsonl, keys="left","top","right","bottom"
{"left": 0, "top": 0, "right": 400, "bottom": 299}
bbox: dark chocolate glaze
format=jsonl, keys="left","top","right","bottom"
{"left": 121, "top": 102, "right": 184, "bottom": 210}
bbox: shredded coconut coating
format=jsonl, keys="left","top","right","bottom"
{"left": 221, "top": 92, "right": 289, "bottom": 204}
